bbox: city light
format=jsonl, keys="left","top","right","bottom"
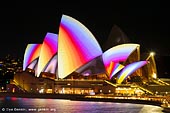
{"left": 152, "top": 73, "right": 157, "bottom": 79}
{"left": 146, "top": 51, "right": 155, "bottom": 61}
{"left": 150, "top": 52, "right": 155, "bottom": 56}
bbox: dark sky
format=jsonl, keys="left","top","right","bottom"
{"left": 1, "top": 4, "right": 170, "bottom": 57}
{"left": 1, "top": 3, "right": 170, "bottom": 59}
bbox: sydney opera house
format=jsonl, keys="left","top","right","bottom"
{"left": 10, "top": 15, "right": 170, "bottom": 96}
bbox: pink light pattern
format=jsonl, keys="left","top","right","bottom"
{"left": 37, "top": 33, "right": 58, "bottom": 77}
{"left": 58, "top": 15, "right": 103, "bottom": 79}
{"left": 108, "top": 62, "right": 124, "bottom": 79}
{"left": 44, "top": 54, "right": 58, "bottom": 76}
{"left": 117, "top": 61, "right": 147, "bottom": 84}
{"left": 27, "top": 58, "right": 38, "bottom": 70}
{"left": 102, "top": 44, "right": 139, "bottom": 77}
{"left": 23, "top": 44, "right": 41, "bottom": 71}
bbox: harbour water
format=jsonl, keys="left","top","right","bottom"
{"left": 0, "top": 97, "right": 165, "bottom": 113}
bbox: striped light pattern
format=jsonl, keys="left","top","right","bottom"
{"left": 27, "top": 58, "right": 38, "bottom": 70}
{"left": 58, "top": 15, "right": 103, "bottom": 79}
{"left": 44, "top": 54, "right": 58, "bottom": 75}
{"left": 23, "top": 44, "right": 42, "bottom": 71}
{"left": 117, "top": 61, "right": 147, "bottom": 84}
{"left": 102, "top": 44, "right": 139, "bottom": 77}
{"left": 109, "top": 61, "right": 124, "bottom": 79}
{"left": 37, "top": 33, "right": 58, "bottom": 77}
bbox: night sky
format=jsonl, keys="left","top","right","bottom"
{"left": 0, "top": 2, "right": 170, "bottom": 77}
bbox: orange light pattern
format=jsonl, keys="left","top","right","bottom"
{"left": 23, "top": 44, "right": 41, "bottom": 70}
{"left": 22, "top": 14, "right": 148, "bottom": 84}
{"left": 43, "top": 54, "right": 58, "bottom": 76}
{"left": 37, "top": 33, "right": 58, "bottom": 77}
{"left": 27, "top": 58, "right": 38, "bottom": 70}
{"left": 102, "top": 44, "right": 139, "bottom": 78}
{"left": 117, "top": 61, "right": 147, "bottom": 84}
{"left": 58, "top": 15, "right": 102, "bottom": 79}
{"left": 108, "top": 62, "right": 124, "bottom": 79}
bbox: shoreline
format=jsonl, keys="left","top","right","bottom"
{"left": 0, "top": 92, "right": 162, "bottom": 107}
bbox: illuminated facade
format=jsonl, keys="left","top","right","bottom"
{"left": 23, "top": 44, "right": 41, "bottom": 71}
{"left": 22, "top": 15, "right": 147, "bottom": 83}
{"left": 102, "top": 44, "right": 140, "bottom": 80}
{"left": 13, "top": 14, "right": 164, "bottom": 95}
{"left": 58, "top": 15, "right": 103, "bottom": 79}
{"left": 37, "top": 33, "right": 58, "bottom": 77}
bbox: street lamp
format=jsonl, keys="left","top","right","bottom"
{"left": 146, "top": 51, "right": 155, "bottom": 61}
{"left": 150, "top": 52, "right": 155, "bottom": 56}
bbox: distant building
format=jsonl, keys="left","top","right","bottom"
{"left": 0, "top": 55, "right": 22, "bottom": 91}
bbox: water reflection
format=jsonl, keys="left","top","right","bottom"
{"left": 0, "top": 97, "right": 164, "bottom": 113}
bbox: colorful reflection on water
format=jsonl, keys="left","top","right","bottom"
{"left": 0, "top": 97, "right": 164, "bottom": 113}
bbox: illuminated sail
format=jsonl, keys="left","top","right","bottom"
{"left": 43, "top": 54, "right": 58, "bottom": 75}
{"left": 27, "top": 58, "right": 38, "bottom": 70}
{"left": 23, "top": 44, "right": 41, "bottom": 71}
{"left": 102, "top": 44, "right": 139, "bottom": 77}
{"left": 58, "top": 15, "right": 103, "bottom": 79}
{"left": 117, "top": 61, "right": 147, "bottom": 84}
{"left": 37, "top": 33, "right": 58, "bottom": 77}
{"left": 109, "top": 62, "right": 124, "bottom": 79}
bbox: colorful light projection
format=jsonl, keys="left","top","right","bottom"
{"left": 23, "top": 44, "right": 42, "bottom": 71}
{"left": 108, "top": 61, "right": 124, "bottom": 79}
{"left": 58, "top": 15, "right": 103, "bottom": 79}
{"left": 102, "top": 44, "right": 139, "bottom": 77}
{"left": 43, "top": 54, "right": 58, "bottom": 77}
{"left": 117, "top": 61, "right": 147, "bottom": 84}
{"left": 27, "top": 58, "right": 38, "bottom": 70}
{"left": 37, "top": 33, "right": 58, "bottom": 77}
